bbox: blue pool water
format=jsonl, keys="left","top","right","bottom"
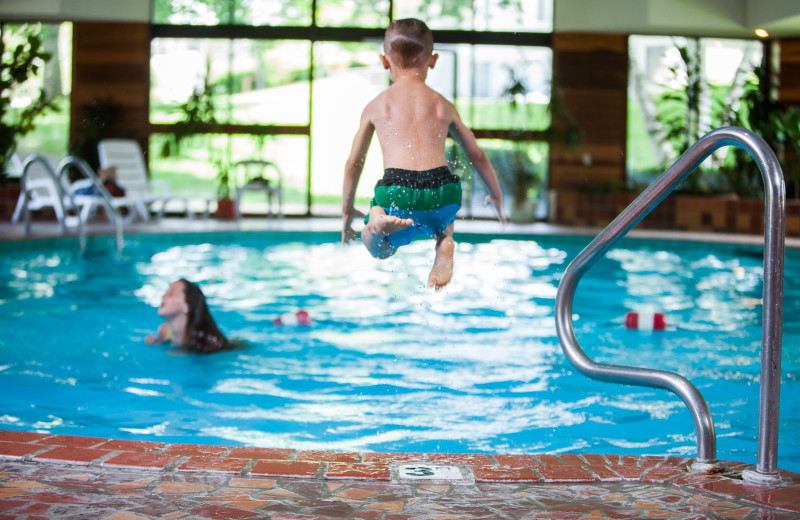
{"left": 0, "top": 231, "right": 798, "bottom": 473}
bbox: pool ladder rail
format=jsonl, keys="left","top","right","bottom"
{"left": 554, "top": 126, "right": 785, "bottom": 485}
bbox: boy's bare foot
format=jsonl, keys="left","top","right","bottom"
{"left": 362, "top": 207, "right": 414, "bottom": 258}
{"left": 428, "top": 235, "right": 455, "bottom": 290}
{"left": 368, "top": 212, "right": 414, "bottom": 236}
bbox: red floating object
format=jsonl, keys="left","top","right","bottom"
{"left": 273, "top": 310, "right": 313, "bottom": 326}
{"left": 625, "top": 311, "right": 666, "bottom": 331}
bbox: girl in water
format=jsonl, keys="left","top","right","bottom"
{"left": 145, "top": 279, "right": 233, "bottom": 353}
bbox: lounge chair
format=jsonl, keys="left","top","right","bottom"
{"left": 97, "top": 138, "right": 171, "bottom": 220}
{"left": 63, "top": 156, "right": 140, "bottom": 224}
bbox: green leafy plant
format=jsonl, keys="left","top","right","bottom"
{"left": 499, "top": 69, "right": 542, "bottom": 208}
{"left": 69, "top": 96, "right": 120, "bottom": 171}
{"left": 723, "top": 65, "right": 800, "bottom": 198}
{"left": 160, "top": 82, "right": 217, "bottom": 158}
{"left": 160, "top": 71, "right": 233, "bottom": 203}
{"left": 654, "top": 40, "right": 710, "bottom": 193}
{"left": 0, "top": 24, "right": 58, "bottom": 177}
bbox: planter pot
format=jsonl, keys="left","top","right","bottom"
{"left": 215, "top": 198, "right": 236, "bottom": 220}
{"left": 509, "top": 198, "right": 539, "bottom": 224}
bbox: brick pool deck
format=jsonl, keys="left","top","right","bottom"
{"left": 1, "top": 430, "right": 799, "bottom": 519}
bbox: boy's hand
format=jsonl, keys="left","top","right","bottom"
{"left": 342, "top": 224, "right": 358, "bottom": 243}
{"left": 484, "top": 195, "right": 507, "bottom": 225}
{"left": 342, "top": 208, "right": 364, "bottom": 243}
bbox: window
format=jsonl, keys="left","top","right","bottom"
{"left": 627, "top": 35, "right": 763, "bottom": 191}
{"left": 3, "top": 22, "right": 72, "bottom": 171}
{"left": 150, "top": 0, "right": 553, "bottom": 217}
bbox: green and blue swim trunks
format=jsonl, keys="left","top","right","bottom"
{"left": 366, "top": 166, "right": 462, "bottom": 248}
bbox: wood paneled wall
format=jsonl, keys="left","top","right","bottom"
{"left": 780, "top": 37, "right": 800, "bottom": 108}
{"left": 70, "top": 22, "right": 150, "bottom": 167}
{"left": 549, "top": 33, "right": 628, "bottom": 191}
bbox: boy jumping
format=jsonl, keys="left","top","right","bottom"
{"left": 342, "top": 18, "right": 505, "bottom": 289}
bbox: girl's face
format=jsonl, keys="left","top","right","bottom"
{"left": 158, "top": 281, "right": 188, "bottom": 318}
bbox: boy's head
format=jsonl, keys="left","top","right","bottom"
{"left": 383, "top": 18, "right": 434, "bottom": 69}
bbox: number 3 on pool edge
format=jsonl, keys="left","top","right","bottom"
{"left": 404, "top": 466, "right": 435, "bottom": 477}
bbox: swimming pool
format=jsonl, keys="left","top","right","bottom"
{"left": 1, "top": 230, "right": 798, "bottom": 473}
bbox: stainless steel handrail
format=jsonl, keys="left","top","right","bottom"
{"left": 18, "top": 155, "right": 86, "bottom": 251}
{"left": 554, "top": 127, "right": 785, "bottom": 483}
{"left": 58, "top": 156, "right": 124, "bottom": 252}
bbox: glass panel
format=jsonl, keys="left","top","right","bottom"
{"left": 150, "top": 133, "right": 309, "bottom": 215}
{"left": 316, "top": 0, "right": 389, "bottom": 27}
{"left": 7, "top": 22, "right": 72, "bottom": 171}
{"left": 469, "top": 45, "right": 552, "bottom": 131}
{"left": 152, "top": 38, "right": 310, "bottom": 126}
{"left": 395, "top": 0, "right": 551, "bottom": 31}
{"left": 151, "top": 38, "right": 231, "bottom": 124}
{"left": 394, "top": 0, "right": 474, "bottom": 30}
{"left": 152, "top": 0, "right": 232, "bottom": 25}
{"left": 460, "top": 140, "right": 549, "bottom": 219}
{"left": 430, "top": 44, "right": 552, "bottom": 131}
{"left": 265, "top": 134, "right": 308, "bottom": 215}
{"left": 149, "top": 133, "right": 221, "bottom": 197}
{"left": 474, "top": 0, "right": 552, "bottom": 32}
{"left": 310, "top": 41, "right": 384, "bottom": 215}
{"left": 228, "top": 39, "right": 310, "bottom": 125}
{"left": 234, "top": 0, "right": 312, "bottom": 26}
{"left": 627, "top": 35, "right": 762, "bottom": 188}
{"left": 232, "top": 134, "right": 309, "bottom": 215}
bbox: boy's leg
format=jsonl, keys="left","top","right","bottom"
{"left": 428, "top": 222, "right": 455, "bottom": 289}
{"left": 361, "top": 205, "right": 414, "bottom": 259}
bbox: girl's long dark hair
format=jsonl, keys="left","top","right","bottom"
{"left": 180, "top": 279, "right": 232, "bottom": 353}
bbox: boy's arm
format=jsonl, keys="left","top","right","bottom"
{"left": 342, "top": 109, "right": 376, "bottom": 243}
{"left": 448, "top": 110, "right": 507, "bottom": 224}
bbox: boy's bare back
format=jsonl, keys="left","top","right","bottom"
{"left": 364, "top": 79, "right": 453, "bottom": 171}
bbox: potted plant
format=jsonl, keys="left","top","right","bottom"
{"left": 507, "top": 147, "right": 541, "bottom": 223}
{"left": 498, "top": 69, "right": 541, "bottom": 222}
{"left": 213, "top": 157, "right": 235, "bottom": 220}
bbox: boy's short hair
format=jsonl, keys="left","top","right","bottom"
{"left": 384, "top": 18, "right": 434, "bottom": 69}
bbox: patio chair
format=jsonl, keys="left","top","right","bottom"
{"left": 63, "top": 156, "right": 140, "bottom": 225}
{"left": 12, "top": 154, "right": 72, "bottom": 232}
{"left": 97, "top": 138, "right": 171, "bottom": 220}
{"left": 233, "top": 159, "right": 283, "bottom": 218}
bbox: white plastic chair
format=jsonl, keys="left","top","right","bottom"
{"left": 97, "top": 138, "right": 171, "bottom": 220}
{"left": 64, "top": 161, "right": 139, "bottom": 225}
{"left": 12, "top": 155, "right": 71, "bottom": 232}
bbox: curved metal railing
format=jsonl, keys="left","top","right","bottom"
{"left": 17, "top": 155, "right": 86, "bottom": 250}
{"left": 58, "top": 156, "right": 124, "bottom": 252}
{"left": 554, "top": 127, "right": 785, "bottom": 483}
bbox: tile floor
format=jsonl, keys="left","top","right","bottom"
{"left": 1, "top": 430, "right": 799, "bottom": 519}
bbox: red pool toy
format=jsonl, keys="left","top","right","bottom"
{"left": 625, "top": 311, "right": 666, "bottom": 331}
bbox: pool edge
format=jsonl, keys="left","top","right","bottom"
{"left": 1, "top": 429, "right": 799, "bottom": 515}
